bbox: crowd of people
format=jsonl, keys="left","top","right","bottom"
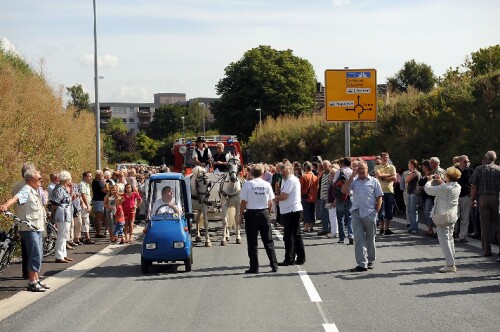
{"left": 238, "top": 150, "right": 500, "bottom": 274}
{"left": 1, "top": 149, "right": 498, "bottom": 290}
{"left": 0, "top": 163, "right": 161, "bottom": 292}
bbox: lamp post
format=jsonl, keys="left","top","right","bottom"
{"left": 181, "top": 116, "right": 185, "bottom": 137}
{"left": 93, "top": 0, "right": 101, "bottom": 170}
{"left": 255, "top": 108, "right": 262, "bottom": 131}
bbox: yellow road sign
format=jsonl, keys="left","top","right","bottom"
{"left": 325, "top": 69, "right": 377, "bottom": 122}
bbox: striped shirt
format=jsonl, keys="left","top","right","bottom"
{"left": 470, "top": 163, "right": 500, "bottom": 195}
{"left": 320, "top": 173, "right": 331, "bottom": 200}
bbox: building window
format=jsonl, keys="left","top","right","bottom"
{"left": 114, "top": 107, "right": 127, "bottom": 114}
{"left": 129, "top": 118, "right": 135, "bottom": 123}
{"left": 122, "top": 118, "right": 127, "bottom": 123}
{"left": 129, "top": 107, "right": 135, "bottom": 114}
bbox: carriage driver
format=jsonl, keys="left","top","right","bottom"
{"left": 211, "top": 142, "right": 228, "bottom": 173}
{"left": 151, "top": 186, "right": 183, "bottom": 216}
{"left": 192, "top": 137, "right": 212, "bottom": 172}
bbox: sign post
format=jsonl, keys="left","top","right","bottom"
{"left": 325, "top": 69, "right": 377, "bottom": 156}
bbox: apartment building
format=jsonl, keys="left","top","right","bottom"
{"left": 94, "top": 93, "right": 189, "bottom": 133}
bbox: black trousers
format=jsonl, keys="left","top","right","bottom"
{"left": 244, "top": 209, "right": 278, "bottom": 270}
{"left": 282, "top": 211, "right": 306, "bottom": 263}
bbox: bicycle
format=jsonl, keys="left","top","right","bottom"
{"left": 0, "top": 211, "right": 39, "bottom": 272}
{"left": 43, "top": 213, "right": 58, "bottom": 257}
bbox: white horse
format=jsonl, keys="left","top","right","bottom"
{"left": 217, "top": 156, "right": 243, "bottom": 246}
{"left": 190, "top": 166, "right": 212, "bottom": 247}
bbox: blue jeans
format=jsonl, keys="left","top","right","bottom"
{"left": 407, "top": 194, "right": 419, "bottom": 232}
{"left": 113, "top": 222, "right": 125, "bottom": 237}
{"left": 351, "top": 209, "right": 377, "bottom": 268}
{"left": 20, "top": 231, "right": 43, "bottom": 273}
{"left": 377, "top": 193, "right": 395, "bottom": 221}
{"left": 320, "top": 200, "right": 330, "bottom": 231}
{"left": 424, "top": 197, "right": 434, "bottom": 226}
{"left": 336, "top": 199, "right": 352, "bottom": 240}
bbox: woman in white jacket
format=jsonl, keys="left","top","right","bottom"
{"left": 424, "top": 167, "right": 462, "bottom": 273}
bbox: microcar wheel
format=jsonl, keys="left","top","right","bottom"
{"left": 184, "top": 251, "right": 193, "bottom": 272}
{"left": 141, "top": 257, "right": 149, "bottom": 274}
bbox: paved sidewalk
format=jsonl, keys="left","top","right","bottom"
{"left": 0, "top": 226, "right": 144, "bottom": 301}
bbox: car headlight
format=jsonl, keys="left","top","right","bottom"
{"left": 145, "top": 243, "right": 157, "bottom": 250}
{"left": 173, "top": 241, "right": 185, "bottom": 249}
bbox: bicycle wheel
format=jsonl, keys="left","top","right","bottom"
{"left": 0, "top": 241, "right": 15, "bottom": 271}
{"left": 43, "top": 224, "right": 58, "bottom": 257}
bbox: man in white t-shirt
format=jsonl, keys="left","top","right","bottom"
{"left": 239, "top": 164, "right": 278, "bottom": 274}
{"left": 274, "top": 163, "right": 306, "bottom": 266}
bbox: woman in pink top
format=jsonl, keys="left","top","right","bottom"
{"left": 122, "top": 183, "right": 142, "bottom": 242}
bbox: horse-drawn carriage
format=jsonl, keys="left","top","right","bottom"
{"left": 187, "top": 154, "right": 244, "bottom": 247}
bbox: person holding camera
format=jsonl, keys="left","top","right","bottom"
{"left": 424, "top": 167, "right": 462, "bottom": 272}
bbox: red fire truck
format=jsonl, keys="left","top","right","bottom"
{"left": 171, "top": 135, "right": 243, "bottom": 174}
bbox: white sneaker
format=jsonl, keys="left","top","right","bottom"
{"left": 438, "top": 265, "right": 457, "bottom": 273}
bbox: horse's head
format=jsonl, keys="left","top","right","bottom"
{"left": 191, "top": 166, "right": 210, "bottom": 200}
{"left": 227, "top": 157, "right": 240, "bottom": 183}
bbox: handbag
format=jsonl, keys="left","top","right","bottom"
{"left": 302, "top": 186, "right": 310, "bottom": 200}
{"left": 432, "top": 185, "right": 452, "bottom": 227}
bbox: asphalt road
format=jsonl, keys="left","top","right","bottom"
{"left": 0, "top": 217, "right": 499, "bottom": 332}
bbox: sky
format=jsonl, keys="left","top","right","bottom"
{"left": 1, "top": 0, "right": 499, "bottom": 105}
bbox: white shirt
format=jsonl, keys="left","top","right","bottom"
{"left": 151, "top": 198, "right": 182, "bottom": 216}
{"left": 279, "top": 174, "right": 303, "bottom": 214}
{"left": 240, "top": 177, "right": 274, "bottom": 209}
{"left": 332, "top": 166, "right": 353, "bottom": 183}
{"left": 191, "top": 148, "right": 212, "bottom": 162}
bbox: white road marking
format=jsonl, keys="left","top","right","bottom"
{"left": 298, "top": 270, "right": 322, "bottom": 302}
{"left": 323, "top": 323, "right": 340, "bottom": 332}
{"left": 271, "top": 228, "right": 341, "bottom": 331}
{"left": 0, "top": 226, "right": 144, "bottom": 321}
{"left": 272, "top": 229, "right": 283, "bottom": 241}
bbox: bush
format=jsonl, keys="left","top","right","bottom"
{"left": 0, "top": 48, "right": 96, "bottom": 205}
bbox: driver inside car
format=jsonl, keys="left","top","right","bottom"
{"left": 151, "top": 186, "right": 183, "bottom": 216}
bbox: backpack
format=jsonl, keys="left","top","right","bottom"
{"left": 333, "top": 170, "right": 349, "bottom": 202}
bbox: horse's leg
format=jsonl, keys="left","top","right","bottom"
{"left": 203, "top": 204, "right": 212, "bottom": 247}
{"left": 234, "top": 201, "right": 242, "bottom": 244}
{"left": 220, "top": 203, "right": 228, "bottom": 246}
{"left": 194, "top": 211, "right": 202, "bottom": 242}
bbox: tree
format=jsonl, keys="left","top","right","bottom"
{"left": 464, "top": 44, "right": 500, "bottom": 77}
{"left": 136, "top": 131, "right": 161, "bottom": 162}
{"left": 103, "top": 118, "right": 139, "bottom": 163}
{"left": 66, "top": 84, "right": 90, "bottom": 115}
{"left": 147, "top": 103, "right": 207, "bottom": 140}
{"left": 214, "top": 45, "right": 317, "bottom": 141}
{"left": 387, "top": 59, "right": 436, "bottom": 93}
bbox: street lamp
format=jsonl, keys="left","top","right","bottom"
{"left": 93, "top": 0, "right": 101, "bottom": 170}
{"left": 181, "top": 116, "right": 185, "bottom": 137}
{"left": 255, "top": 108, "right": 262, "bottom": 131}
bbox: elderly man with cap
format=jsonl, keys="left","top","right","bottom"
{"left": 192, "top": 137, "right": 212, "bottom": 171}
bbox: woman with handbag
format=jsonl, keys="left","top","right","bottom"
{"left": 424, "top": 167, "right": 462, "bottom": 273}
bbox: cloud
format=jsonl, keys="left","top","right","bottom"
{"left": 0, "top": 36, "right": 20, "bottom": 55}
{"left": 332, "top": 0, "right": 351, "bottom": 6}
{"left": 111, "top": 86, "right": 150, "bottom": 103}
{"left": 79, "top": 53, "right": 119, "bottom": 68}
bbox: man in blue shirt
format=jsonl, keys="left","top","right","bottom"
{"left": 342, "top": 161, "right": 383, "bottom": 272}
